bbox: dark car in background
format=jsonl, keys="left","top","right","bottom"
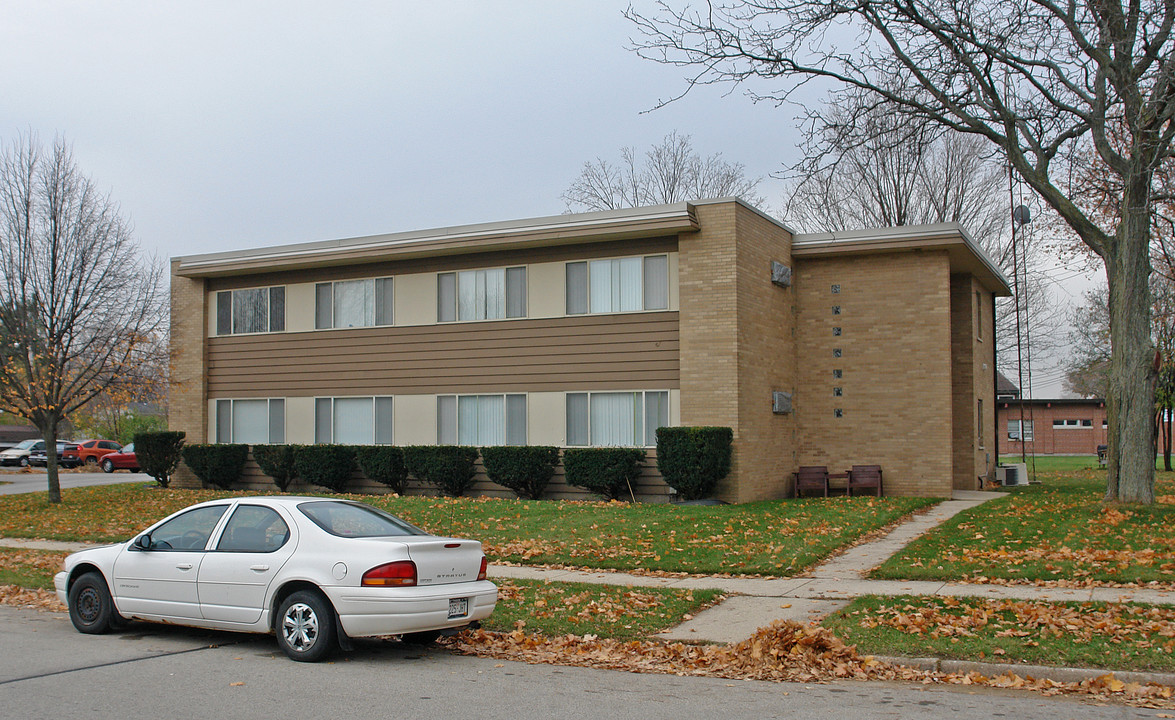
{"left": 100, "top": 443, "right": 139, "bottom": 473}
{"left": 28, "top": 442, "right": 81, "bottom": 468}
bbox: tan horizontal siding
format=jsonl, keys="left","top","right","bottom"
{"left": 208, "top": 312, "right": 680, "bottom": 397}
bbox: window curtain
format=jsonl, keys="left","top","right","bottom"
{"left": 566, "top": 393, "right": 589, "bottom": 446}
{"left": 233, "top": 288, "right": 268, "bottom": 334}
{"left": 566, "top": 263, "right": 588, "bottom": 315}
{"left": 590, "top": 392, "right": 640, "bottom": 446}
{"left": 231, "top": 399, "right": 270, "bottom": 445}
{"left": 643, "top": 256, "right": 668, "bottom": 310}
{"left": 333, "top": 280, "right": 373, "bottom": 328}
{"left": 333, "top": 397, "right": 374, "bottom": 444}
{"left": 643, "top": 391, "right": 668, "bottom": 446}
{"left": 437, "top": 396, "right": 457, "bottom": 444}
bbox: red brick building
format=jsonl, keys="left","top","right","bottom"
{"left": 998, "top": 397, "right": 1108, "bottom": 456}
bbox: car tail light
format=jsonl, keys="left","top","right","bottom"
{"left": 362, "top": 560, "right": 416, "bottom": 587}
{"left": 477, "top": 556, "right": 487, "bottom": 581}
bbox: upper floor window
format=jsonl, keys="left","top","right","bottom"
{"left": 566, "top": 255, "right": 668, "bottom": 315}
{"left": 315, "top": 278, "right": 393, "bottom": 329}
{"left": 216, "top": 398, "right": 285, "bottom": 445}
{"left": 437, "top": 394, "right": 526, "bottom": 446}
{"left": 437, "top": 267, "right": 526, "bottom": 322}
{"left": 315, "top": 396, "right": 393, "bottom": 444}
{"left": 566, "top": 390, "right": 668, "bottom": 447}
{"left": 216, "top": 287, "right": 285, "bottom": 335}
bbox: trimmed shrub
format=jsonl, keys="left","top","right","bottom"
{"left": 253, "top": 444, "right": 299, "bottom": 491}
{"left": 134, "top": 431, "right": 186, "bottom": 489}
{"left": 481, "top": 446, "right": 560, "bottom": 500}
{"left": 403, "top": 446, "right": 479, "bottom": 497}
{"left": 356, "top": 445, "right": 408, "bottom": 494}
{"left": 655, "top": 426, "right": 733, "bottom": 501}
{"left": 180, "top": 444, "right": 249, "bottom": 490}
{"left": 562, "top": 447, "right": 645, "bottom": 501}
{"left": 292, "top": 445, "right": 356, "bottom": 493}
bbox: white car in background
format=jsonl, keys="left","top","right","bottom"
{"left": 55, "top": 496, "right": 497, "bottom": 662}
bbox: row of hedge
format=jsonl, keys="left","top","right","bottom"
{"left": 142, "top": 426, "right": 732, "bottom": 501}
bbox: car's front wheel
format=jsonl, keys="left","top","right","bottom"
{"left": 68, "top": 572, "right": 118, "bottom": 634}
{"left": 100, "top": 459, "right": 114, "bottom": 473}
{"left": 276, "top": 590, "right": 336, "bottom": 662}
{"left": 18, "top": 456, "right": 28, "bottom": 468}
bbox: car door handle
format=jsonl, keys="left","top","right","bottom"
{"left": 176, "top": 563, "right": 193, "bottom": 570}
{"left": 250, "top": 564, "right": 270, "bottom": 572}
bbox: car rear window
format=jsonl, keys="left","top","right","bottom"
{"left": 297, "top": 501, "right": 426, "bottom": 538}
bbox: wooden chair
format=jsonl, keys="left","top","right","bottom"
{"left": 794, "top": 466, "right": 830, "bottom": 497}
{"left": 847, "top": 465, "right": 883, "bottom": 497}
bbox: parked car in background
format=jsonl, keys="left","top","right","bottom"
{"left": 75, "top": 439, "right": 123, "bottom": 467}
{"left": 0, "top": 438, "right": 42, "bottom": 467}
{"left": 100, "top": 443, "right": 139, "bottom": 473}
{"left": 55, "top": 497, "right": 497, "bottom": 662}
{"left": 28, "top": 442, "right": 81, "bottom": 468}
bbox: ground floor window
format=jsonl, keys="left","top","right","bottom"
{"left": 216, "top": 399, "right": 284, "bottom": 445}
{"left": 566, "top": 391, "right": 668, "bottom": 447}
{"left": 1007, "top": 419, "right": 1034, "bottom": 442}
{"left": 314, "top": 396, "right": 393, "bottom": 444}
{"left": 437, "top": 394, "right": 526, "bottom": 446}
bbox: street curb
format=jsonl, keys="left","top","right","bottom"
{"left": 875, "top": 655, "right": 1175, "bottom": 687}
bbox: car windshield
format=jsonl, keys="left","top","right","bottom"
{"left": 12, "top": 439, "right": 37, "bottom": 450}
{"left": 297, "top": 501, "right": 426, "bottom": 538}
{"left": 122, "top": 443, "right": 134, "bottom": 453}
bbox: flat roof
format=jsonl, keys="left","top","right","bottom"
{"left": 792, "top": 223, "right": 1012, "bottom": 296}
{"left": 174, "top": 202, "right": 701, "bottom": 278}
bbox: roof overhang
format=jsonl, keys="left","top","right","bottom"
{"left": 791, "top": 223, "right": 1012, "bottom": 296}
{"left": 174, "top": 203, "right": 701, "bottom": 278}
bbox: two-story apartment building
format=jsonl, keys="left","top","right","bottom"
{"left": 170, "top": 198, "right": 1009, "bottom": 501}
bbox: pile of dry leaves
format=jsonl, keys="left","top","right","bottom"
{"left": 446, "top": 620, "right": 1175, "bottom": 708}
{"left": 0, "top": 584, "right": 64, "bottom": 611}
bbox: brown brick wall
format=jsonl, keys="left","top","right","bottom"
{"left": 169, "top": 260, "right": 208, "bottom": 488}
{"left": 950, "top": 276, "right": 998, "bottom": 490}
{"left": 794, "top": 251, "right": 954, "bottom": 497}
{"left": 998, "top": 401, "right": 1108, "bottom": 455}
{"left": 677, "top": 202, "right": 793, "bottom": 503}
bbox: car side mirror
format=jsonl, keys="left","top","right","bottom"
{"left": 133, "top": 534, "right": 152, "bottom": 551}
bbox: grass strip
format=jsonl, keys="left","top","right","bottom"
{"left": 481, "top": 578, "right": 722, "bottom": 640}
{"left": 824, "top": 594, "right": 1175, "bottom": 673}
{"left": 0, "top": 548, "right": 67, "bottom": 590}
{"left": 0, "top": 484, "right": 935, "bottom": 576}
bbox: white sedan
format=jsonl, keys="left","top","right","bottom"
{"left": 54, "top": 496, "right": 498, "bottom": 662}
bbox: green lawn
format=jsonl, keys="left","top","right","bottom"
{"left": 483, "top": 579, "right": 722, "bottom": 640}
{"left": 873, "top": 468, "right": 1175, "bottom": 584}
{"left": 0, "top": 548, "right": 66, "bottom": 590}
{"left": 0, "top": 484, "right": 936, "bottom": 576}
{"left": 824, "top": 594, "right": 1175, "bottom": 672}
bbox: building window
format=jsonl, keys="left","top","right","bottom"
{"left": 977, "top": 400, "right": 984, "bottom": 447}
{"left": 834, "top": 408, "right": 843, "bottom": 418}
{"left": 832, "top": 305, "right": 841, "bottom": 315}
{"left": 831, "top": 284, "right": 840, "bottom": 294}
{"left": 437, "top": 394, "right": 526, "bottom": 445}
{"left": 437, "top": 267, "right": 527, "bottom": 322}
{"left": 315, "top": 278, "right": 393, "bottom": 329}
{"left": 566, "top": 391, "right": 669, "bottom": 447}
{"left": 833, "top": 369, "right": 843, "bottom": 379}
{"left": 565, "top": 255, "right": 668, "bottom": 315}
{"left": 832, "top": 326, "right": 842, "bottom": 336}
{"left": 314, "top": 397, "right": 393, "bottom": 444}
{"left": 1081, "top": 419, "right": 1093, "bottom": 427}
{"left": 975, "top": 290, "right": 983, "bottom": 341}
{"left": 1007, "top": 419, "right": 1034, "bottom": 441}
{"left": 833, "top": 387, "right": 843, "bottom": 397}
{"left": 1053, "top": 419, "right": 1087, "bottom": 429}
{"left": 833, "top": 348, "right": 842, "bottom": 358}
{"left": 216, "top": 287, "right": 285, "bottom": 335}
{"left": 216, "top": 399, "right": 285, "bottom": 444}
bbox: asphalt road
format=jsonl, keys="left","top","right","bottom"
{"left": 1, "top": 606, "right": 1155, "bottom": 720}
{"left": 0, "top": 469, "right": 148, "bottom": 495}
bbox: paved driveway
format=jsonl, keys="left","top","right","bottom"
{"left": 0, "top": 606, "right": 1151, "bottom": 720}
{"left": 0, "top": 469, "right": 148, "bottom": 495}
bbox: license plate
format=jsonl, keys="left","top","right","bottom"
{"left": 448, "top": 597, "right": 468, "bottom": 619}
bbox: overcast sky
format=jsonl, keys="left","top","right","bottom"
{"left": 0, "top": 1, "right": 1094, "bottom": 395}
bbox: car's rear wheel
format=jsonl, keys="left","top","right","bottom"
{"left": 276, "top": 590, "right": 336, "bottom": 662}
{"left": 68, "top": 572, "right": 117, "bottom": 634}
{"left": 84, "top": 456, "right": 97, "bottom": 467}
{"left": 101, "top": 459, "right": 114, "bottom": 473}
{"left": 18, "top": 457, "right": 28, "bottom": 468}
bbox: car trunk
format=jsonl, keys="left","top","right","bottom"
{"left": 400, "top": 537, "right": 484, "bottom": 587}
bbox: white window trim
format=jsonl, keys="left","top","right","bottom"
{"left": 215, "top": 286, "right": 286, "bottom": 336}
{"left": 1052, "top": 419, "right": 1090, "bottom": 429}
{"left": 565, "top": 389, "right": 672, "bottom": 448}
{"left": 314, "top": 395, "right": 394, "bottom": 444}
{"left": 1007, "top": 419, "right": 1034, "bottom": 442}
{"left": 313, "top": 277, "right": 395, "bottom": 331}
{"left": 215, "top": 398, "right": 285, "bottom": 444}
{"left": 565, "top": 254, "right": 670, "bottom": 317}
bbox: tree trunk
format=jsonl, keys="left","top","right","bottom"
{"left": 1104, "top": 175, "right": 1157, "bottom": 504}
{"left": 44, "top": 418, "right": 60, "bottom": 504}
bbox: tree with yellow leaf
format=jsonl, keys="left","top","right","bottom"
{"left": 0, "top": 133, "right": 165, "bottom": 502}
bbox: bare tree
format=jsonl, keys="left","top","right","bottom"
{"left": 629, "top": 0, "right": 1175, "bottom": 504}
{"left": 784, "top": 98, "right": 1063, "bottom": 375}
{"left": 563, "top": 131, "right": 764, "bottom": 211}
{"left": 0, "top": 133, "right": 165, "bottom": 502}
